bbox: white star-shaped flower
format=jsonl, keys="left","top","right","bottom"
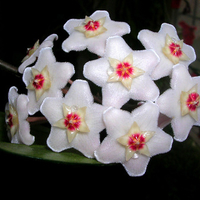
{"left": 18, "top": 34, "right": 58, "bottom": 73}
{"left": 157, "top": 64, "right": 200, "bottom": 142}
{"left": 5, "top": 86, "right": 35, "bottom": 145}
{"left": 94, "top": 102, "right": 173, "bottom": 177}
{"left": 83, "top": 36, "right": 160, "bottom": 108}
{"left": 62, "top": 10, "right": 130, "bottom": 56}
{"left": 40, "top": 80, "right": 107, "bottom": 158}
{"left": 138, "top": 23, "right": 196, "bottom": 80}
{"left": 23, "top": 47, "right": 75, "bottom": 115}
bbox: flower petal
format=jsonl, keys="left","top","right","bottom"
{"left": 147, "top": 128, "right": 173, "bottom": 156}
{"left": 157, "top": 89, "right": 178, "bottom": 118}
{"left": 123, "top": 155, "right": 150, "bottom": 177}
{"left": 64, "top": 19, "right": 84, "bottom": 34}
{"left": 18, "top": 120, "right": 34, "bottom": 145}
{"left": 34, "top": 47, "right": 56, "bottom": 71}
{"left": 172, "top": 115, "right": 194, "bottom": 142}
{"left": 47, "top": 127, "right": 69, "bottom": 152}
{"left": 129, "top": 74, "right": 159, "bottom": 102}
{"left": 17, "top": 94, "right": 29, "bottom": 120}
{"left": 8, "top": 86, "right": 18, "bottom": 107}
{"left": 171, "top": 64, "right": 193, "bottom": 91}
{"left": 90, "top": 10, "right": 110, "bottom": 20}
{"left": 131, "top": 102, "right": 159, "bottom": 130}
{"left": 40, "top": 97, "right": 63, "bottom": 125}
{"left": 72, "top": 130, "right": 100, "bottom": 158}
{"left": 103, "top": 107, "right": 132, "bottom": 138}
{"left": 95, "top": 135, "right": 126, "bottom": 163}
{"left": 62, "top": 31, "right": 87, "bottom": 53}
{"left": 102, "top": 83, "right": 130, "bottom": 108}
{"left": 50, "top": 62, "right": 75, "bottom": 89}
{"left": 83, "top": 58, "right": 109, "bottom": 87}
{"left": 105, "top": 36, "right": 132, "bottom": 60}
{"left": 64, "top": 80, "right": 94, "bottom": 106}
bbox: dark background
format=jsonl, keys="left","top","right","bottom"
{"left": 1, "top": 1, "right": 200, "bottom": 198}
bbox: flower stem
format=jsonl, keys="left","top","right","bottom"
{"left": 26, "top": 116, "right": 47, "bottom": 124}
{"left": 0, "top": 59, "right": 18, "bottom": 74}
{"left": 68, "top": 79, "right": 73, "bottom": 84}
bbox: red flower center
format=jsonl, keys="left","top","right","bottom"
{"left": 128, "top": 133, "right": 145, "bottom": 151}
{"left": 64, "top": 113, "right": 81, "bottom": 131}
{"left": 116, "top": 62, "right": 134, "bottom": 79}
{"left": 186, "top": 92, "right": 200, "bottom": 111}
{"left": 169, "top": 42, "right": 183, "bottom": 57}
{"left": 84, "top": 20, "right": 100, "bottom": 31}
{"left": 7, "top": 113, "right": 13, "bottom": 128}
{"left": 33, "top": 74, "right": 45, "bottom": 90}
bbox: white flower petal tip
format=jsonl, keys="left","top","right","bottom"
{"left": 157, "top": 64, "right": 200, "bottom": 142}
{"left": 5, "top": 86, "right": 35, "bottom": 145}
{"left": 40, "top": 80, "right": 107, "bottom": 158}
{"left": 18, "top": 34, "right": 58, "bottom": 74}
{"left": 95, "top": 102, "right": 173, "bottom": 177}
{"left": 137, "top": 23, "right": 196, "bottom": 80}
{"left": 62, "top": 10, "right": 130, "bottom": 56}
{"left": 84, "top": 36, "right": 160, "bottom": 108}
{"left": 23, "top": 47, "right": 75, "bottom": 115}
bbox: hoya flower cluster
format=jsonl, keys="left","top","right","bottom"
{"left": 4, "top": 10, "right": 198, "bottom": 177}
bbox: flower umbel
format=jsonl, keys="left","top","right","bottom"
{"left": 75, "top": 16, "right": 107, "bottom": 38}
{"left": 5, "top": 10, "right": 200, "bottom": 177}
{"left": 53, "top": 104, "right": 90, "bottom": 143}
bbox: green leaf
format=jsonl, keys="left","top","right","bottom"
{"left": 0, "top": 112, "right": 103, "bottom": 165}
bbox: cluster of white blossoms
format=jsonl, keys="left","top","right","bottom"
{"left": 5, "top": 10, "right": 198, "bottom": 176}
